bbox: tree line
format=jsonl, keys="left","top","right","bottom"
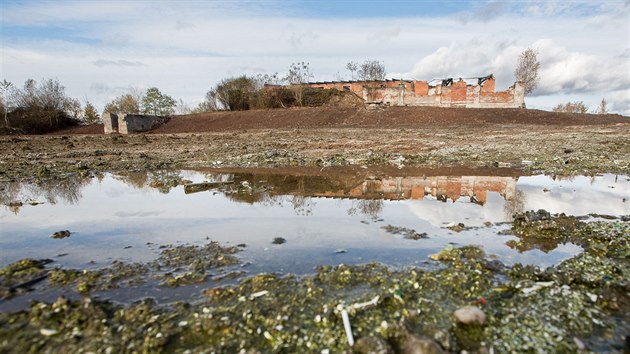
{"left": 0, "top": 51, "right": 614, "bottom": 133}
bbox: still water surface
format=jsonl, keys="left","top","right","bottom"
{"left": 2, "top": 170, "right": 627, "bottom": 277}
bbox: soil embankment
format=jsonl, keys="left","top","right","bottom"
{"left": 1, "top": 106, "right": 628, "bottom": 182}
{"left": 51, "top": 106, "right": 628, "bottom": 135}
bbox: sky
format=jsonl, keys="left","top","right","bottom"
{"left": 1, "top": 0, "right": 629, "bottom": 114}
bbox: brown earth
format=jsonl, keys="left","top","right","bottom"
{"left": 1, "top": 106, "right": 628, "bottom": 182}
{"left": 54, "top": 106, "right": 629, "bottom": 135}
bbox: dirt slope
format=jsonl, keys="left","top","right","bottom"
{"left": 52, "top": 106, "right": 628, "bottom": 135}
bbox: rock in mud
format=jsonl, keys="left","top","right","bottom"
{"left": 399, "top": 332, "right": 445, "bottom": 354}
{"left": 446, "top": 223, "right": 466, "bottom": 232}
{"left": 430, "top": 245, "right": 485, "bottom": 262}
{"left": 454, "top": 306, "right": 486, "bottom": 325}
{"left": 354, "top": 335, "right": 394, "bottom": 354}
{"left": 382, "top": 225, "right": 428, "bottom": 240}
{"left": 518, "top": 209, "right": 551, "bottom": 222}
{"left": 272, "top": 237, "right": 286, "bottom": 244}
{"left": 50, "top": 230, "right": 71, "bottom": 239}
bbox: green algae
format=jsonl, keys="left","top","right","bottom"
{"left": 0, "top": 259, "right": 51, "bottom": 300}
{"left": 0, "top": 215, "right": 628, "bottom": 352}
{"left": 151, "top": 241, "right": 241, "bottom": 287}
{"left": 382, "top": 225, "right": 429, "bottom": 240}
{"left": 47, "top": 261, "right": 149, "bottom": 294}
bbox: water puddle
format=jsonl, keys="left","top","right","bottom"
{"left": 1, "top": 169, "right": 628, "bottom": 307}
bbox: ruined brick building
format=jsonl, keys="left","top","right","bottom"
{"left": 304, "top": 74, "right": 525, "bottom": 108}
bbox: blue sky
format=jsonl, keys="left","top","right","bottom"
{"left": 1, "top": 0, "right": 629, "bottom": 114}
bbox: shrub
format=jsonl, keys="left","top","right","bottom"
{"left": 6, "top": 108, "right": 79, "bottom": 134}
{"left": 302, "top": 88, "right": 341, "bottom": 106}
{"left": 552, "top": 101, "right": 589, "bottom": 114}
{"left": 4, "top": 78, "right": 81, "bottom": 133}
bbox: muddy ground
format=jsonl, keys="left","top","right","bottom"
{"left": 1, "top": 106, "right": 629, "bottom": 182}
{"left": 1, "top": 106, "right": 629, "bottom": 353}
{"left": 1, "top": 216, "right": 628, "bottom": 353}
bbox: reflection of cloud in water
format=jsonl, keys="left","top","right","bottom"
{"left": 115, "top": 211, "right": 163, "bottom": 218}
{"left": 407, "top": 174, "right": 628, "bottom": 226}
{"left": 496, "top": 242, "right": 583, "bottom": 268}
{"left": 519, "top": 174, "right": 629, "bottom": 216}
{"left": 2, "top": 172, "right": 628, "bottom": 273}
{"left": 407, "top": 192, "right": 508, "bottom": 227}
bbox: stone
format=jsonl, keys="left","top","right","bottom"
{"left": 400, "top": 332, "right": 445, "bottom": 354}
{"left": 454, "top": 306, "right": 486, "bottom": 325}
{"left": 272, "top": 237, "right": 286, "bottom": 245}
{"left": 354, "top": 335, "right": 394, "bottom": 354}
{"left": 51, "top": 230, "right": 71, "bottom": 239}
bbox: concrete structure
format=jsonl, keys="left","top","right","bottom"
{"left": 103, "top": 113, "right": 168, "bottom": 134}
{"left": 304, "top": 75, "right": 525, "bottom": 108}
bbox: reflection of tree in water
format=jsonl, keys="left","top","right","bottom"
{"left": 504, "top": 189, "right": 526, "bottom": 219}
{"left": 0, "top": 175, "right": 91, "bottom": 214}
{"left": 25, "top": 177, "right": 91, "bottom": 205}
{"left": 0, "top": 182, "right": 23, "bottom": 207}
{"left": 114, "top": 171, "right": 149, "bottom": 189}
{"left": 224, "top": 189, "right": 315, "bottom": 216}
{"left": 225, "top": 190, "right": 266, "bottom": 204}
{"left": 148, "top": 171, "right": 187, "bottom": 194}
{"left": 114, "top": 170, "right": 190, "bottom": 193}
{"left": 290, "top": 177, "right": 314, "bottom": 216}
{"left": 347, "top": 199, "right": 384, "bottom": 219}
{"left": 290, "top": 195, "right": 314, "bottom": 216}
{"left": 0, "top": 182, "right": 25, "bottom": 214}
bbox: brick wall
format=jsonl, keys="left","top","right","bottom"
{"left": 301, "top": 76, "right": 524, "bottom": 109}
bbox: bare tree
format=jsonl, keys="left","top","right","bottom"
{"left": 345, "top": 61, "right": 359, "bottom": 80}
{"left": 514, "top": 47, "right": 540, "bottom": 95}
{"left": 193, "top": 90, "right": 220, "bottom": 113}
{"left": 0, "top": 80, "right": 12, "bottom": 128}
{"left": 174, "top": 99, "right": 191, "bottom": 115}
{"left": 66, "top": 98, "right": 83, "bottom": 120}
{"left": 357, "top": 59, "right": 386, "bottom": 101}
{"left": 358, "top": 59, "right": 386, "bottom": 81}
{"left": 12, "top": 78, "right": 75, "bottom": 112}
{"left": 5, "top": 78, "right": 82, "bottom": 132}
{"left": 552, "top": 101, "right": 589, "bottom": 113}
{"left": 253, "top": 72, "right": 283, "bottom": 89}
{"left": 595, "top": 98, "right": 609, "bottom": 114}
{"left": 285, "top": 62, "right": 313, "bottom": 106}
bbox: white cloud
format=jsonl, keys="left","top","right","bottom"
{"left": 396, "top": 35, "right": 628, "bottom": 114}
{"left": 367, "top": 27, "right": 401, "bottom": 43}
{"left": 534, "top": 39, "right": 629, "bottom": 95}
{"left": 92, "top": 59, "right": 146, "bottom": 67}
{"left": 1, "top": 1, "right": 628, "bottom": 114}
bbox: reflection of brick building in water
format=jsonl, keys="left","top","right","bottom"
{"left": 339, "top": 176, "right": 517, "bottom": 205}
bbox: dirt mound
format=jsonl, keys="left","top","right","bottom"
{"left": 149, "top": 106, "right": 627, "bottom": 134}
{"left": 47, "top": 106, "right": 628, "bottom": 135}
{"left": 50, "top": 123, "right": 104, "bottom": 135}
{"left": 323, "top": 92, "right": 365, "bottom": 109}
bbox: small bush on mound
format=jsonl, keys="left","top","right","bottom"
{"left": 302, "top": 88, "right": 342, "bottom": 106}
{"left": 6, "top": 108, "right": 80, "bottom": 134}
{"left": 251, "top": 87, "right": 296, "bottom": 109}
{"left": 552, "top": 101, "right": 589, "bottom": 114}
{"left": 2, "top": 78, "right": 83, "bottom": 134}
{"left": 197, "top": 73, "right": 347, "bottom": 112}
{"left": 249, "top": 87, "right": 341, "bottom": 109}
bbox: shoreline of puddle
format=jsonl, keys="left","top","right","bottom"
{"left": 1, "top": 168, "right": 627, "bottom": 305}
{"left": 1, "top": 167, "right": 629, "bottom": 352}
